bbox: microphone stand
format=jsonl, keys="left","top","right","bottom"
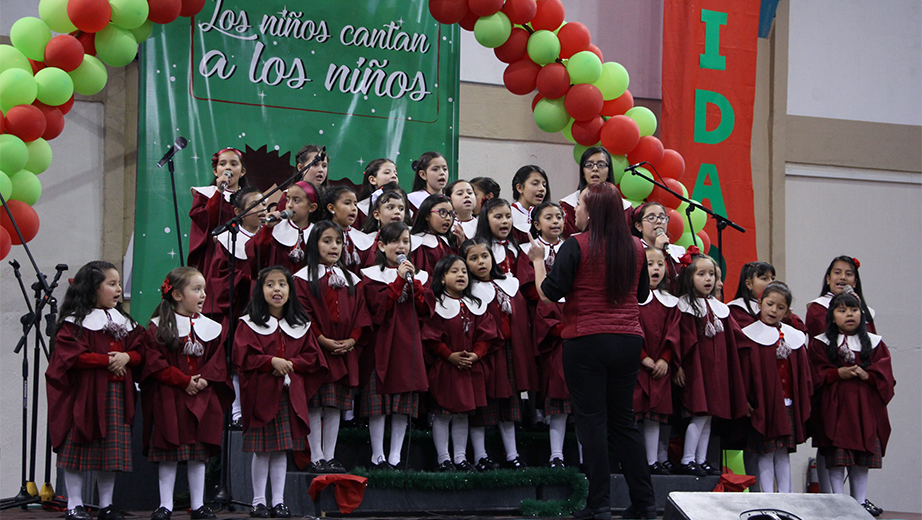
{"left": 164, "top": 153, "right": 186, "bottom": 266}
{"left": 624, "top": 163, "right": 745, "bottom": 272}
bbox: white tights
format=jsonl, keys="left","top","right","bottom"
{"left": 756, "top": 450, "right": 792, "bottom": 493}
{"left": 681, "top": 415, "right": 712, "bottom": 465}
{"left": 251, "top": 452, "right": 287, "bottom": 507}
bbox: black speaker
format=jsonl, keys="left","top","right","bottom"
{"left": 663, "top": 492, "right": 874, "bottom": 520}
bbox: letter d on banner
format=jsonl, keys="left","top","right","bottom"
{"left": 693, "top": 89, "right": 735, "bottom": 144}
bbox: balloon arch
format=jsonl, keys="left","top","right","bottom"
{"left": 0, "top": 0, "right": 712, "bottom": 260}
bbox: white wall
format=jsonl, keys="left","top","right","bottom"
{"left": 458, "top": 137, "right": 577, "bottom": 202}
{"left": 784, "top": 163, "right": 922, "bottom": 513}
{"left": 787, "top": 0, "right": 922, "bottom": 125}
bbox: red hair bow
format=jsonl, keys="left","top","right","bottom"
{"left": 852, "top": 257, "right": 861, "bottom": 268}
{"left": 678, "top": 246, "right": 701, "bottom": 267}
{"left": 160, "top": 279, "right": 173, "bottom": 297}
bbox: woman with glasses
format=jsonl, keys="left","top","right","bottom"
{"left": 632, "top": 201, "right": 686, "bottom": 292}
{"left": 560, "top": 147, "right": 632, "bottom": 238}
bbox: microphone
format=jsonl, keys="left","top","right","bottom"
{"left": 395, "top": 253, "right": 413, "bottom": 281}
{"left": 842, "top": 284, "right": 856, "bottom": 297}
{"left": 655, "top": 227, "right": 669, "bottom": 251}
{"left": 220, "top": 168, "right": 232, "bottom": 190}
{"left": 624, "top": 161, "right": 647, "bottom": 172}
{"left": 263, "top": 209, "right": 293, "bottom": 223}
{"left": 156, "top": 136, "right": 188, "bottom": 168}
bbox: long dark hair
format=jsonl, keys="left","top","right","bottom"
{"left": 824, "top": 292, "right": 873, "bottom": 368}
{"left": 470, "top": 177, "right": 501, "bottom": 199}
{"left": 644, "top": 246, "right": 668, "bottom": 292}
{"left": 410, "top": 194, "right": 455, "bottom": 246}
{"left": 244, "top": 266, "right": 310, "bottom": 327}
{"left": 411, "top": 151, "right": 445, "bottom": 192}
{"left": 819, "top": 255, "right": 873, "bottom": 325}
{"left": 577, "top": 146, "right": 614, "bottom": 191}
{"left": 630, "top": 201, "right": 665, "bottom": 239}
{"left": 431, "top": 255, "right": 480, "bottom": 306}
{"left": 734, "top": 261, "right": 776, "bottom": 318}
{"left": 584, "top": 183, "right": 637, "bottom": 303}
{"left": 460, "top": 237, "right": 506, "bottom": 281}
{"left": 373, "top": 222, "right": 411, "bottom": 269}
{"left": 303, "top": 221, "right": 356, "bottom": 297}
{"left": 511, "top": 165, "right": 551, "bottom": 202}
{"left": 210, "top": 147, "right": 250, "bottom": 188}
{"left": 677, "top": 254, "right": 719, "bottom": 318}
{"left": 360, "top": 184, "right": 412, "bottom": 233}
{"left": 320, "top": 185, "right": 356, "bottom": 224}
{"left": 56, "top": 260, "right": 135, "bottom": 334}
{"left": 152, "top": 266, "right": 202, "bottom": 351}
{"left": 529, "top": 201, "right": 564, "bottom": 239}
{"left": 360, "top": 158, "right": 396, "bottom": 199}
{"left": 474, "top": 198, "right": 517, "bottom": 249}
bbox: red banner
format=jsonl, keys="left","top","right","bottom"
{"left": 661, "top": 0, "right": 760, "bottom": 295}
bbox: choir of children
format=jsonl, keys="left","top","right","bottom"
{"left": 46, "top": 146, "right": 893, "bottom": 520}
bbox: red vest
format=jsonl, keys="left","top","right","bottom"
{"left": 560, "top": 234, "right": 645, "bottom": 340}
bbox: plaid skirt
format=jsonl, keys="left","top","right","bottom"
{"left": 147, "top": 441, "right": 211, "bottom": 462}
{"left": 57, "top": 382, "right": 132, "bottom": 472}
{"left": 243, "top": 389, "right": 305, "bottom": 453}
{"left": 747, "top": 406, "right": 798, "bottom": 455}
{"left": 357, "top": 376, "right": 419, "bottom": 418}
{"left": 309, "top": 381, "right": 353, "bottom": 410}
{"left": 471, "top": 395, "right": 522, "bottom": 427}
{"left": 544, "top": 397, "right": 572, "bottom": 416}
{"left": 636, "top": 411, "right": 670, "bottom": 424}
{"left": 822, "top": 438, "right": 883, "bottom": 469}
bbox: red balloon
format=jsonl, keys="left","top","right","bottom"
{"left": 656, "top": 149, "right": 686, "bottom": 180}
{"left": 459, "top": 9, "right": 480, "bottom": 31}
{"left": 58, "top": 95, "right": 76, "bottom": 115}
{"left": 666, "top": 208, "right": 684, "bottom": 241}
{"left": 40, "top": 106, "right": 65, "bottom": 140}
{"left": 468, "top": 0, "right": 502, "bottom": 16}
{"left": 696, "top": 230, "right": 711, "bottom": 253}
{"left": 571, "top": 116, "right": 604, "bottom": 146}
{"left": 179, "top": 0, "right": 206, "bottom": 17}
{"left": 531, "top": 0, "right": 564, "bottom": 31}
{"left": 29, "top": 59, "right": 46, "bottom": 75}
{"left": 75, "top": 31, "right": 97, "bottom": 56}
{"left": 0, "top": 227, "right": 11, "bottom": 261}
{"left": 536, "top": 62, "right": 570, "bottom": 99}
{"left": 4, "top": 105, "right": 47, "bottom": 143}
{"left": 600, "top": 115, "right": 640, "bottom": 155}
{"left": 44, "top": 35, "right": 85, "bottom": 72}
{"left": 503, "top": 58, "right": 541, "bottom": 96}
{"left": 148, "top": 0, "right": 182, "bottom": 24}
{"left": 531, "top": 92, "right": 544, "bottom": 111}
{"left": 601, "top": 89, "right": 633, "bottom": 116}
{"left": 586, "top": 43, "right": 603, "bottom": 62}
{"left": 564, "top": 83, "right": 603, "bottom": 121}
{"left": 494, "top": 27, "right": 529, "bottom": 64}
{"left": 627, "top": 135, "right": 664, "bottom": 166}
{"left": 557, "top": 22, "right": 591, "bottom": 59}
{"left": 429, "top": 0, "right": 470, "bottom": 25}
{"left": 0, "top": 109, "right": 4, "bottom": 134}
{"left": 67, "top": 0, "right": 112, "bottom": 33}
{"left": 501, "top": 0, "right": 537, "bottom": 24}
{"left": 649, "top": 178, "right": 686, "bottom": 210}
{"left": 0, "top": 200, "right": 41, "bottom": 245}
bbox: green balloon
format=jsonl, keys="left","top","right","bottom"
{"left": 675, "top": 232, "right": 696, "bottom": 248}
{"left": 0, "top": 45, "right": 32, "bottom": 74}
{"left": 10, "top": 17, "right": 52, "bottom": 62}
{"left": 25, "top": 138, "right": 53, "bottom": 174}
{"left": 566, "top": 51, "right": 602, "bottom": 85}
{"left": 561, "top": 118, "right": 576, "bottom": 143}
{"left": 685, "top": 199, "right": 708, "bottom": 231}
{"left": 533, "top": 97, "right": 569, "bottom": 133}
{"left": 0, "top": 171, "right": 12, "bottom": 202}
{"left": 0, "top": 135, "right": 30, "bottom": 175}
{"left": 9, "top": 170, "right": 42, "bottom": 205}
{"left": 35, "top": 67, "right": 75, "bottom": 106}
{"left": 110, "top": 0, "right": 150, "bottom": 29}
{"left": 95, "top": 25, "right": 138, "bottom": 68}
{"left": 69, "top": 55, "right": 108, "bottom": 95}
{"left": 527, "top": 30, "right": 560, "bottom": 66}
{"left": 626, "top": 198, "right": 643, "bottom": 209}
{"left": 610, "top": 154, "right": 629, "bottom": 184}
{"left": 473, "top": 12, "right": 512, "bottom": 48}
{"left": 39, "top": 0, "right": 77, "bottom": 33}
{"left": 619, "top": 166, "right": 654, "bottom": 200}
{"left": 0, "top": 68, "right": 38, "bottom": 113}
{"left": 625, "top": 106, "right": 657, "bottom": 137}
{"left": 594, "top": 61, "right": 630, "bottom": 100}
{"left": 131, "top": 20, "right": 154, "bottom": 43}
{"left": 573, "top": 144, "right": 592, "bottom": 164}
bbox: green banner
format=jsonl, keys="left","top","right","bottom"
{"left": 133, "top": 0, "right": 460, "bottom": 320}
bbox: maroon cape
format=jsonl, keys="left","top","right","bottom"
{"left": 806, "top": 296, "right": 877, "bottom": 340}
{"left": 635, "top": 292, "right": 680, "bottom": 415}
{"left": 140, "top": 319, "right": 234, "bottom": 455}
{"left": 233, "top": 316, "right": 329, "bottom": 436}
{"left": 244, "top": 222, "right": 310, "bottom": 278}
{"left": 188, "top": 187, "right": 236, "bottom": 278}
{"left": 476, "top": 279, "right": 538, "bottom": 396}
{"left": 409, "top": 233, "right": 455, "bottom": 275}
{"left": 206, "top": 230, "right": 255, "bottom": 322}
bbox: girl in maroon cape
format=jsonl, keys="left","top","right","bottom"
{"left": 359, "top": 187, "right": 411, "bottom": 267}
{"left": 321, "top": 186, "right": 374, "bottom": 275}
{"left": 234, "top": 266, "right": 328, "bottom": 519}
{"left": 635, "top": 247, "right": 680, "bottom": 475}
{"left": 446, "top": 180, "right": 478, "bottom": 240}
{"left": 359, "top": 222, "right": 434, "bottom": 469}
{"left": 673, "top": 253, "right": 748, "bottom": 477}
{"left": 423, "top": 256, "right": 499, "bottom": 471}
{"left": 141, "top": 267, "right": 233, "bottom": 520}
{"left": 464, "top": 237, "right": 536, "bottom": 470}
{"left": 409, "top": 194, "right": 460, "bottom": 274}
{"left": 469, "top": 177, "right": 500, "bottom": 218}
{"left": 631, "top": 202, "right": 685, "bottom": 293}
{"left": 46, "top": 261, "right": 144, "bottom": 520}
{"left": 737, "top": 282, "right": 812, "bottom": 494}
{"left": 246, "top": 181, "right": 319, "bottom": 278}
{"left": 474, "top": 198, "right": 520, "bottom": 277}
{"left": 188, "top": 148, "right": 248, "bottom": 277}
{"left": 356, "top": 158, "right": 399, "bottom": 229}
{"left": 809, "top": 292, "right": 894, "bottom": 516}
{"left": 509, "top": 166, "right": 549, "bottom": 245}
{"left": 407, "top": 151, "right": 448, "bottom": 215}
{"left": 294, "top": 221, "right": 372, "bottom": 473}
{"left": 729, "top": 262, "right": 808, "bottom": 332}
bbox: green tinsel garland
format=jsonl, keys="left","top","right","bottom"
{"left": 337, "top": 424, "right": 579, "bottom": 448}
{"left": 349, "top": 466, "right": 588, "bottom": 517}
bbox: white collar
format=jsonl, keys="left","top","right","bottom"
{"left": 561, "top": 190, "right": 579, "bottom": 207}
{"left": 191, "top": 186, "right": 233, "bottom": 203}
{"left": 151, "top": 314, "right": 222, "bottom": 341}
{"left": 728, "top": 297, "right": 759, "bottom": 315}
{"left": 410, "top": 232, "right": 449, "bottom": 252}
{"left": 511, "top": 202, "right": 531, "bottom": 233}
{"left": 435, "top": 294, "right": 488, "bottom": 318}
{"left": 294, "top": 264, "right": 362, "bottom": 285}
{"left": 460, "top": 217, "right": 478, "bottom": 240}
{"left": 521, "top": 236, "right": 563, "bottom": 261}
{"left": 239, "top": 314, "right": 310, "bottom": 338}
{"left": 742, "top": 321, "right": 805, "bottom": 349}
{"left": 272, "top": 220, "right": 312, "bottom": 247}
{"left": 407, "top": 190, "right": 430, "bottom": 209}
{"left": 216, "top": 228, "right": 254, "bottom": 260}
{"left": 677, "top": 295, "right": 730, "bottom": 318}
{"left": 356, "top": 197, "right": 371, "bottom": 215}
{"left": 640, "top": 239, "right": 685, "bottom": 262}
{"left": 66, "top": 308, "right": 137, "bottom": 332}
{"left": 346, "top": 227, "right": 376, "bottom": 251}
{"left": 815, "top": 332, "right": 882, "bottom": 351}
{"left": 652, "top": 289, "right": 679, "bottom": 308}
{"left": 639, "top": 291, "right": 653, "bottom": 305}
{"left": 491, "top": 276, "right": 519, "bottom": 296}
{"left": 491, "top": 240, "right": 518, "bottom": 260}
{"left": 359, "top": 266, "right": 429, "bottom": 285}
{"left": 809, "top": 292, "right": 875, "bottom": 318}
{"left": 622, "top": 197, "right": 632, "bottom": 210}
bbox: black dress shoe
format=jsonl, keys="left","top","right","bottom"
{"left": 661, "top": 460, "right": 676, "bottom": 473}
{"left": 437, "top": 460, "right": 456, "bottom": 472}
{"left": 270, "top": 503, "right": 291, "bottom": 518}
{"left": 698, "top": 461, "right": 721, "bottom": 476}
{"left": 549, "top": 457, "right": 565, "bottom": 469}
{"left": 98, "top": 506, "right": 124, "bottom": 520}
{"left": 574, "top": 506, "right": 612, "bottom": 520}
{"left": 503, "top": 456, "right": 526, "bottom": 469}
{"left": 678, "top": 462, "right": 708, "bottom": 476}
{"left": 309, "top": 459, "right": 328, "bottom": 473}
{"left": 325, "top": 458, "right": 346, "bottom": 472}
{"left": 230, "top": 418, "right": 243, "bottom": 431}
{"left": 190, "top": 506, "right": 216, "bottom": 520}
{"left": 454, "top": 459, "right": 475, "bottom": 472}
{"left": 475, "top": 457, "right": 499, "bottom": 472}
{"left": 66, "top": 506, "right": 92, "bottom": 520}
{"left": 371, "top": 460, "right": 395, "bottom": 470}
{"left": 862, "top": 499, "right": 883, "bottom": 517}
{"left": 621, "top": 504, "right": 657, "bottom": 519}
{"left": 249, "top": 503, "right": 271, "bottom": 518}
{"left": 649, "top": 461, "right": 670, "bottom": 475}
{"left": 150, "top": 507, "right": 171, "bottom": 520}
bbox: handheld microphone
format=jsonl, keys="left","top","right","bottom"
{"left": 842, "top": 284, "right": 856, "bottom": 297}
{"left": 156, "top": 136, "right": 188, "bottom": 168}
{"left": 220, "top": 169, "right": 232, "bottom": 190}
{"left": 655, "top": 227, "right": 669, "bottom": 251}
{"left": 395, "top": 253, "right": 413, "bottom": 281}
{"left": 263, "top": 209, "right": 293, "bottom": 223}
{"left": 624, "top": 161, "right": 647, "bottom": 172}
